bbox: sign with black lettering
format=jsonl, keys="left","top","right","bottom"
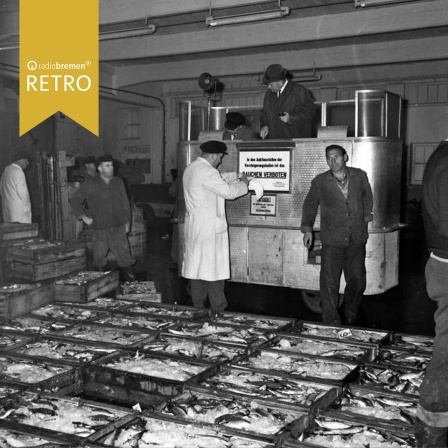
{"left": 250, "top": 194, "right": 277, "bottom": 216}
{"left": 238, "top": 149, "right": 291, "bottom": 192}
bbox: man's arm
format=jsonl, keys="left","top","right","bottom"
{"left": 301, "top": 179, "right": 320, "bottom": 247}
{"left": 362, "top": 172, "right": 374, "bottom": 223}
{"left": 287, "top": 84, "right": 316, "bottom": 127}
{"left": 204, "top": 168, "right": 248, "bottom": 200}
{"left": 438, "top": 172, "right": 448, "bottom": 238}
{"left": 14, "top": 170, "right": 31, "bottom": 211}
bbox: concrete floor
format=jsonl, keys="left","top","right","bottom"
{"left": 135, "top": 219, "right": 436, "bottom": 337}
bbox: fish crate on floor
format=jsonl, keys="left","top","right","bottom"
{"left": 0, "top": 390, "right": 134, "bottom": 445}
{"left": 0, "top": 282, "right": 54, "bottom": 320}
{"left": 264, "top": 334, "right": 377, "bottom": 363}
{"left": 0, "top": 331, "right": 34, "bottom": 352}
{"left": 0, "top": 352, "right": 82, "bottom": 395}
{"left": 328, "top": 384, "right": 417, "bottom": 429}
{"left": 286, "top": 320, "right": 392, "bottom": 346}
{"left": 7, "top": 240, "right": 87, "bottom": 282}
{"left": 0, "top": 223, "right": 39, "bottom": 241}
{"left": 54, "top": 271, "right": 119, "bottom": 303}
{"left": 386, "top": 332, "right": 434, "bottom": 354}
{"left": 282, "top": 408, "right": 416, "bottom": 447}
{"left": 90, "top": 412, "right": 277, "bottom": 447}
{"left": 231, "top": 349, "right": 361, "bottom": 387}
{"left": 82, "top": 349, "right": 218, "bottom": 408}
{"left": 195, "top": 365, "right": 339, "bottom": 414}
{"left": 117, "top": 301, "right": 209, "bottom": 321}
{"left": 376, "top": 347, "right": 431, "bottom": 370}
{"left": 117, "top": 280, "right": 161, "bottom": 302}
{"left": 151, "top": 386, "right": 311, "bottom": 446}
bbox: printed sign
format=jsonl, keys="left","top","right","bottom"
{"left": 239, "top": 150, "right": 291, "bottom": 192}
{"left": 250, "top": 194, "right": 277, "bottom": 216}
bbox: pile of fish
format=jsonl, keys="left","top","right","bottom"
{"left": 295, "top": 323, "right": 389, "bottom": 344}
{"left": 0, "top": 355, "right": 69, "bottom": 383}
{"left": 389, "top": 334, "right": 434, "bottom": 353}
{"left": 333, "top": 386, "right": 417, "bottom": 425}
{"left": 235, "top": 351, "right": 355, "bottom": 381}
{"left": 93, "top": 313, "right": 175, "bottom": 331}
{"left": 99, "top": 416, "right": 271, "bottom": 447}
{"left": 55, "top": 271, "right": 108, "bottom": 285}
{"left": 30, "top": 304, "right": 103, "bottom": 321}
{"left": 0, "top": 428, "right": 68, "bottom": 447}
{"left": 0, "top": 391, "right": 128, "bottom": 438}
{"left": 355, "top": 365, "right": 423, "bottom": 395}
{"left": 159, "top": 390, "right": 304, "bottom": 436}
{"left": 209, "top": 313, "right": 294, "bottom": 331}
{"left": 15, "top": 240, "right": 66, "bottom": 250}
{"left": 142, "top": 336, "right": 245, "bottom": 362}
{"left": 121, "top": 281, "right": 157, "bottom": 295}
{"left": 270, "top": 336, "right": 369, "bottom": 361}
{"left": 102, "top": 351, "right": 208, "bottom": 380}
{"left": 200, "top": 368, "right": 333, "bottom": 407}
{"left": 58, "top": 324, "right": 154, "bottom": 346}
{"left": 298, "top": 416, "right": 414, "bottom": 447}
{"left": 0, "top": 332, "right": 30, "bottom": 349}
{"left": 167, "top": 322, "right": 272, "bottom": 345}
{"left": 0, "top": 316, "right": 71, "bottom": 334}
{"left": 70, "top": 297, "right": 132, "bottom": 310}
{"left": 378, "top": 349, "right": 430, "bottom": 369}
{"left": 0, "top": 283, "right": 36, "bottom": 294}
{"left": 14, "top": 339, "right": 116, "bottom": 364}
{"left": 125, "top": 303, "right": 206, "bottom": 320}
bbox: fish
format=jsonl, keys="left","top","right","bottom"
{"left": 315, "top": 420, "right": 352, "bottom": 430}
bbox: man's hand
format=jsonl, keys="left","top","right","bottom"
{"left": 81, "top": 215, "right": 93, "bottom": 226}
{"left": 279, "top": 112, "right": 290, "bottom": 123}
{"left": 260, "top": 126, "right": 269, "bottom": 139}
{"left": 303, "top": 232, "right": 313, "bottom": 249}
{"left": 125, "top": 223, "right": 131, "bottom": 234}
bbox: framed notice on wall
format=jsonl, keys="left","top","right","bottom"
{"left": 250, "top": 194, "right": 277, "bottom": 216}
{"left": 238, "top": 149, "right": 291, "bottom": 193}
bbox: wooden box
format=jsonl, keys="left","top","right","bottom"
{"left": 0, "top": 282, "right": 54, "bottom": 320}
{"left": 117, "top": 281, "right": 161, "bottom": 302}
{"left": 0, "top": 223, "right": 39, "bottom": 241}
{"left": 54, "top": 271, "right": 119, "bottom": 303}
{"left": 8, "top": 241, "right": 87, "bottom": 282}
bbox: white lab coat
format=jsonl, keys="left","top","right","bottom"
{"left": 0, "top": 163, "right": 32, "bottom": 223}
{"left": 181, "top": 157, "right": 248, "bottom": 281}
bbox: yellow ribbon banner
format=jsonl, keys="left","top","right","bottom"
{"left": 20, "top": 0, "right": 98, "bottom": 136}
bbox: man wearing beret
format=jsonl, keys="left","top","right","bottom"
{"left": 260, "top": 63, "right": 315, "bottom": 139}
{"left": 182, "top": 140, "right": 249, "bottom": 311}
{"left": 70, "top": 154, "right": 136, "bottom": 281}
{"left": 223, "top": 112, "right": 259, "bottom": 141}
{"left": 0, "top": 147, "right": 32, "bottom": 223}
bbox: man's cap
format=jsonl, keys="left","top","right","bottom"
{"left": 262, "top": 64, "right": 287, "bottom": 85}
{"left": 73, "top": 175, "right": 86, "bottom": 183}
{"left": 200, "top": 140, "right": 228, "bottom": 154}
{"left": 83, "top": 155, "right": 96, "bottom": 165}
{"left": 96, "top": 154, "right": 114, "bottom": 166}
{"left": 225, "top": 112, "right": 246, "bottom": 131}
{"left": 12, "top": 148, "right": 31, "bottom": 162}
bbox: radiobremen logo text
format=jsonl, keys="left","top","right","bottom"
{"left": 26, "top": 60, "right": 92, "bottom": 92}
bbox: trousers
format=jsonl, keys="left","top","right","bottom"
{"left": 190, "top": 279, "right": 227, "bottom": 312}
{"left": 320, "top": 240, "right": 366, "bottom": 324}
{"left": 91, "top": 226, "right": 135, "bottom": 269}
{"left": 418, "top": 256, "right": 448, "bottom": 427}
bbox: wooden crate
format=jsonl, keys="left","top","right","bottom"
{"left": 54, "top": 271, "right": 119, "bottom": 303}
{"left": 0, "top": 223, "right": 39, "bottom": 241}
{"left": 8, "top": 240, "right": 87, "bottom": 282}
{"left": 0, "top": 282, "right": 54, "bottom": 320}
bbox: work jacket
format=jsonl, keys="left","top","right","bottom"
{"left": 422, "top": 140, "right": 448, "bottom": 258}
{"left": 70, "top": 175, "right": 131, "bottom": 230}
{"left": 0, "top": 163, "right": 32, "bottom": 223}
{"left": 223, "top": 126, "right": 259, "bottom": 141}
{"left": 181, "top": 157, "right": 248, "bottom": 281}
{"left": 301, "top": 167, "right": 373, "bottom": 246}
{"left": 260, "top": 80, "right": 315, "bottom": 139}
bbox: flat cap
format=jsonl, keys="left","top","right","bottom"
{"left": 200, "top": 140, "right": 228, "bottom": 154}
{"left": 225, "top": 112, "right": 246, "bottom": 131}
{"left": 12, "top": 148, "right": 31, "bottom": 162}
{"left": 83, "top": 155, "right": 96, "bottom": 165}
{"left": 96, "top": 154, "right": 114, "bottom": 165}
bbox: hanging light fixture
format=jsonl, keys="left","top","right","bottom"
{"left": 99, "top": 18, "right": 156, "bottom": 41}
{"left": 206, "top": 1, "right": 290, "bottom": 27}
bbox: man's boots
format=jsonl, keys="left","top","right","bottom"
{"left": 120, "top": 266, "right": 135, "bottom": 282}
{"left": 415, "top": 417, "right": 448, "bottom": 447}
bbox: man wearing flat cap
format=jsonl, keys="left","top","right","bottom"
{"left": 182, "top": 140, "right": 249, "bottom": 311}
{"left": 260, "top": 63, "right": 315, "bottom": 139}
{"left": 0, "top": 147, "right": 32, "bottom": 223}
{"left": 70, "top": 154, "right": 136, "bottom": 281}
{"left": 223, "top": 112, "right": 258, "bottom": 141}
{"left": 81, "top": 155, "right": 97, "bottom": 178}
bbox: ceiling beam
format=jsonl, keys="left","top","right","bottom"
{"left": 111, "top": 34, "right": 448, "bottom": 86}
{"left": 99, "top": 0, "right": 448, "bottom": 62}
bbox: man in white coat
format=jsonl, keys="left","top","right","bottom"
{"left": 0, "top": 148, "right": 32, "bottom": 223}
{"left": 182, "top": 140, "right": 249, "bottom": 311}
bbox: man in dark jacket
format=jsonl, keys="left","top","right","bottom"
{"left": 70, "top": 154, "right": 135, "bottom": 281}
{"left": 415, "top": 139, "right": 448, "bottom": 447}
{"left": 301, "top": 145, "right": 373, "bottom": 325}
{"left": 260, "top": 64, "right": 315, "bottom": 139}
{"left": 223, "top": 112, "right": 258, "bottom": 141}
